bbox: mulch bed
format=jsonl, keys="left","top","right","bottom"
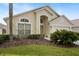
{"left": 0, "top": 39, "right": 79, "bottom": 48}
{"left": 0, "top": 39, "right": 50, "bottom": 48}
{"left": 55, "top": 44, "right": 79, "bottom": 48}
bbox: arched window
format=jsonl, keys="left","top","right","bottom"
{"left": 21, "top": 18, "right": 29, "bottom": 22}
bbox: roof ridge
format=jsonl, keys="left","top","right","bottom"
{"left": 4, "top": 5, "right": 60, "bottom": 20}
{"left": 4, "top": 6, "right": 49, "bottom": 19}
{"left": 61, "top": 15, "right": 73, "bottom": 25}
{"left": 71, "top": 19, "right": 79, "bottom": 21}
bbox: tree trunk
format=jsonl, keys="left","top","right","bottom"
{"left": 9, "top": 3, "right": 13, "bottom": 40}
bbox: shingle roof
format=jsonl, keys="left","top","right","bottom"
{"left": 71, "top": 19, "right": 79, "bottom": 26}
{"left": 49, "top": 15, "right": 73, "bottom": 25}
{"left": 3, "top": 6, "right": 60, "bottom": 21}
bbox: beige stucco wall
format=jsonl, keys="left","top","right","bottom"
{"left": 6, "top": 12, "right": 36, "bottom": 35}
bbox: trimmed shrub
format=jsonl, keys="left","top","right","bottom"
{"left": 27, "top": 34, "right": 44, "bottom": 39}
{"left": 50, "top": 30, "right": 79, "bottom": 45}
{"left": 76, "top": 32, "right": 79, "bottom": 36}
{"left": 13, "top": 35, "right": 28, "bottom": 40}
{"left": 0, "top": 35, "right": 10, "bottom": 44}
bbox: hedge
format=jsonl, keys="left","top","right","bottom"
{"left": 0, "top": 35, "right": 10, "bottom": 44}
{"left": 27, "top": 34, "right": 44, "bottom": 39}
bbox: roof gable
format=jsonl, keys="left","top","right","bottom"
{"left": 50, "top": 15, "right": 73, "bottom": 26}
{"left": 4, "top": 6, "right": 60, "bottom": 21}
{"left": 33, "top": 6, "right": 60, "bottom": 16}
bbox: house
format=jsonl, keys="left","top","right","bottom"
{"left": 71, "top": 19, "right": 79, "bottom": 32}
{"left": 0, "top": 23, "right": 6, "bottom": 35}
{"left": 3, "top": 6, "right": 79, "bottom": 38}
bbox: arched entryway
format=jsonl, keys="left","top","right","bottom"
{"left": 40, "top": 15, "right": 49, "bottom": 37}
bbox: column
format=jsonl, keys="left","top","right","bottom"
{"left": 36, "top": 14, "right": 40, "bottom": 34}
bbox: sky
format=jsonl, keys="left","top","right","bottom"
{"left": 0, "top": 3, "right": 79, "bottom": 25}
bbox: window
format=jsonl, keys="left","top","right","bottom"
{"left": 18, "top": 23, "right": 31, "bottom": 35}
{"left": 25, "top": 24, "right": 31, "bottom": 35}
{"left": 40, "top": 19, "right": 43, "bottom": 23}
{"left": 21, "top": 18, "right": 29, "bottom": 22}
{"left": 18, "top": 23, "right": 24, "bottom": 35}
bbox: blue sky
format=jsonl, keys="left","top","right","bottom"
{"left": 0, "top": 3, "right": 79, "bottom": 25}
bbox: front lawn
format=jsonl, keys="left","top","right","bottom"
{"left": 0, "top": 45, "right": 79, "bottom": 56}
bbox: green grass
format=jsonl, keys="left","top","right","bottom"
{"left": 0, "top": 45, "right": 79, "bottom": 56}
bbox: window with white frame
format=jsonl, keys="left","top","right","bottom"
{"left": 18, "top": 23, "right": 24, "bottom": 35}
{"left": 25, "top": 24, "right": 31, "bottom": 35}
{"left": 18, "top": 23, "right": 31, "bottom": 35}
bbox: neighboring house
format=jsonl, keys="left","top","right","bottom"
{"left": 71, "top": 19, "right": 79, "bottom": 32}
{"left": 0, "top": 23, "right": 6, "bottom": 35}
{"left": 3, "top": 6, "right": 79, "bottom": 38}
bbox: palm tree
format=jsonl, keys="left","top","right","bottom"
{"left": 9, "top": 3, "right": 13, "bottom": 40}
